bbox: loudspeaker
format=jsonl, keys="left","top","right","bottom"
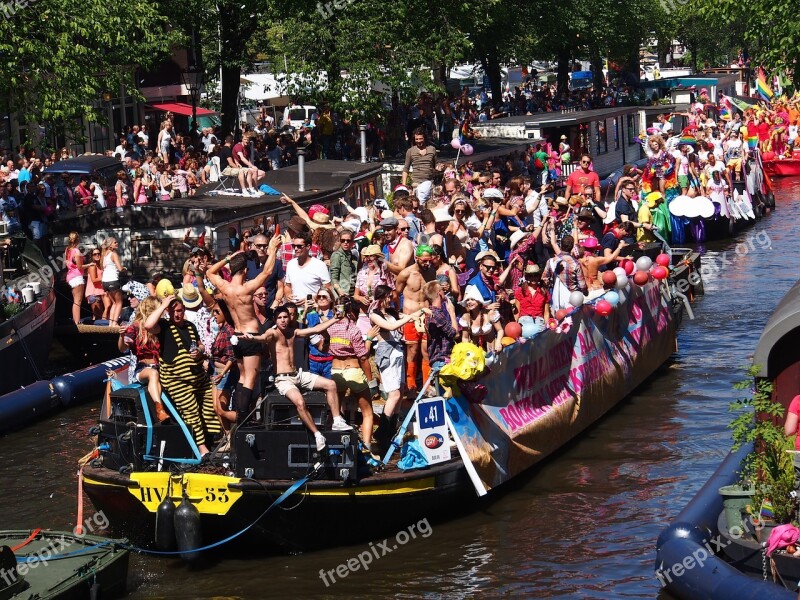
{"left": 233, "top": 428, "right": 358, "bottom": 482}
{"left": 264, "top": 389, "right": 330, "bottom": 430}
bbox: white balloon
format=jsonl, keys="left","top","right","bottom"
{"left": 569, "top": 291, "right": 585, "bottom": 307}
{"left": 617, "top": 288, "right": 628, "bottom": 304}
{"left": 615, "top": 274, "right": 628, "bottom": 289}
{"left": 635, "top": 256, "right": 653, "bottom": 272}
{"left": 613, "top": 267, "right": 626, "bottom": 278}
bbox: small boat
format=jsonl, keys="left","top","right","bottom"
{"left": 0, "top": 234, "right": 56, "bottom": 396}
{"left": 82, "top": 263, "right": 702, "bottom": 556}
{"left": 762, "top": 157, "right": 800, "bottom": 177}
{"left": 0, "top": 529, "right": 129, "bottom": 599}
{"left": 656, "top": 277, "right": 800, "bottom": 599}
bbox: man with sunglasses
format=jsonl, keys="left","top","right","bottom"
{"left": 284, "top": 232, "right": 333, "bottom": 303}
{"left": 614, "top": 181, "right": 652, "bottom": 234}
{"left": 564, "top": 153, "right": 601, "bottom": 201}
{"left": 206, "top": 237, "right": 282, "bottom": 428}
{"left": 380, "top": 216, "right": 414, "bottom": 276}
{"left": 467, "top": 250, "right": 502, "bottom": 305}
{"left": 247, "top": 232, "right": 285, "bottom": 313}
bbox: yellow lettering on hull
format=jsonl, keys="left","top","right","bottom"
{"left": 128, "top": 472, "right": 243, "bottom": 515}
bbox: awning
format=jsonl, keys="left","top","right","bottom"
{"left": 753, "top": 279, "right": 800, "bottom": 378}
{"left": 148, "top": 102, "right": 219, "bottom": 117}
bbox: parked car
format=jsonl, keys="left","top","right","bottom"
{"left": 282, "top": 105, "right": 317, "bottom": 128}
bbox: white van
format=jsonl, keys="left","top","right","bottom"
{"left": 282, "top": 105, "right": 317, "bottom": 128}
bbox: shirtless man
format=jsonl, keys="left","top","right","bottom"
{"left": 431, "top": 245, "right": 460, "bottom": 301}
{"left": 578, "top": 237, "right": 629, "bottom": 292}
{"left": 394, "top": 245, "right": 437, "bottom": 395}
{"left": 206, "top": 236, "right": 280, "bottom": 426}
{"left": 380, "top": 216, "right": 414, "bottom": 276}
{"left": 247, "top": 305, "right": 350, "bottom": 451}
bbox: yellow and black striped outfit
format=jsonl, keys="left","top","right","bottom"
{"left": 158, "top": 321, "right": 220, "bottom": 445}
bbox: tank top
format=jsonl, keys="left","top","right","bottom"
{"left": 65, "top": 247, "right": 82, "bottom": 281}
{"left": 85, "top": 264, "right": 105, "bottom": 296}
{"left": 102, "top": 252, "right": 119, "bottom": 282}
{"left": 93, "top": 184, "right": 105, "bottom": 208}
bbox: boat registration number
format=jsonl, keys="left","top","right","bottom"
{"left": 129, "top": 472, "right": 243, "bottom": 515}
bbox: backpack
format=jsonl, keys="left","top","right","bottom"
{"left": 534, "top": 155, "right": 545, "bottom": 169}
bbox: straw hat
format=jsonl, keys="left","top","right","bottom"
{"left": 177, "top": 283, "right": 203, "bottom": 309}
{"left": 475, "top": 250, "right": 500, "bottom": 264}
{"left": 524, "top": 263, "right": 541, "bottom": 275}
{"left": 312, "top": 212, "right": 331, "bottom": 224}
{"left": 509, "top": 230, "right": 529, "bottom": 250}
{"left": 433, "top": 208, "right": 454, "bottom": 223}
{"left": 554, "top": 196, "right": 568, "bottom": 207}
{"left": 360, "top": 244, "right": 384, "bottom": 258}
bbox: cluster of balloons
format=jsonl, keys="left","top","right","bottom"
{"left": 560, "top": 252, "right": 672, "bottom": 319}
{"left": 451, "top": 138, "right": 474, "bottom": 156}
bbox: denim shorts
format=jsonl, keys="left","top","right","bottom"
{"left": 214, "top": 365, "right": 239, "bottom": 393}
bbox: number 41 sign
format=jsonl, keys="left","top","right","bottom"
{"left": 416, "top": 398, "right": 451, "bottom": 465}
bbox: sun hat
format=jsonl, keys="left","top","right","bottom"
{"left": 177, "top": 283, "right": 203, "bottom": 309}
{"left": 360, "top": 244, "right": 384, "bottom": 258}
{"left": 433, "top": 208, "right": 454, "bottom": 223}
{"left": 460, "top": 285, "right": 488, "bottom": 307}
{"left": 524, "top": 263, "right": 541, "bottom": 275}
{"left": 312, "top": 212, "right": 331, "bottom": 224}
{"left": 580, "top": 236, "right": 599, "bottom": 250}
{"left": 475, "top": 250, "right": 500, "bottom": 264}
{"left": 353, "top": 207, "right": 369, "bottom": 223}
{"left": 554, "top": 196, "right": 568, "bottom": 207}
{"left": 509, "top": 230, "right": 529, "bottom": 250}
{"left": 576, "top": 208, "right": 595, "bottom": 222}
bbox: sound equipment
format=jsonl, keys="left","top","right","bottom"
{"left": 233, "top": 427, "right": 358, "bottom": 483}
{"left": 263, "top": 389, "right": 330, "bottom": 430}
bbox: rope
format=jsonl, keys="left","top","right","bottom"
{"left": 11, "top": 529, "right": 41, "bottom": 552}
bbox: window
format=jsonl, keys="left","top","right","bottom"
{"left": 627, "top": 114, "right": 637, "bottom": 145}
{"left": 595, "top": 120, "right": 607, "bottom": 154}
{"left": 613, "top": 117, "right": 619, "bottom": 150}
{"left": 135, "top": 241, "right": 153, "bottom": 260}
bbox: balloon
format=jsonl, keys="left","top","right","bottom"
{"left": 505, "top": 321, "right": 522, "bottom": 339}
{"left": 615, "top": 274, "right": 628, "bottom": 289}
{"left": 617, "top": 288, "right": 628, "bottom": 304}
{"left": 633, "top": 271, "right": 650, "bottom": 285}
{"left": 613, "top": 267, "right": 626, "bottom": 278}
{"left": 461, "top": 144, "right": 474, "bottom": 156}
{"left": 451, "top": 138, "right": 462, "bottom": 150}
{"left": 621, "top": 259, "right": 635, "bottom": 275}
{"left": 651, "top": 265, "right": 669, "bottom": 280}
{"left": 595, "top": 299, "right": 612, "bottom": 317}
{"left": 635, "top": 256, "right": 653, "bottom": 272}
{"left": 605, "top": 291, "right": 620, "bottom": 306}
{"left": 601, "top": 271, "right": 618, "bottom": 287}
{"left": 569, "top": 291, "right": 585, "bottom": 307}
{"left": 155, "top": 279, "right": 175, "bottom": 299}
{"left": 501, "top": 336, "right": 516, "bottom": 347}
{"left": 555, "top": 308, "right": 569, "bottom": 321}
{"left": 656, "top": 253, "right": 671, "bottom": 267}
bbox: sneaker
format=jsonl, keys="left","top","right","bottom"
{"left": 250, "top": 188, "right": 264, "bottom": 197}
{"left": 315, "top": 431, "right": 327, "bottom": 452}
{"left": 331, "top": 416, "right": 353, "bottom": 431}
{"left": 241, "top": 189, "right": 254, "bottom": 197}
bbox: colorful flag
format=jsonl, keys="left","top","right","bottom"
{"left": 719, "top": 95, "right": 732, "bottom": 120}
{"left": 760, "top": 498, "right": 775, "bottom": 520}
{"left": 757, "top": 67, "right": 774, "bottom": 102}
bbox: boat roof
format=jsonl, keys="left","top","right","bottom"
{"left": 43, "top": 155, "right": 124, "bottom": 174}
{"left": 482, "top": 106, "right": 679, "bottom": 128}
{"left": 753, "top": 279, "right": 800, "bottom": 378}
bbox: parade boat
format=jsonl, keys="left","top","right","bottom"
{"left": 655, "top": 278, "right": 800, "bottom": 599}
{"left": 762, "top": 157, "right": 800, "bottom": 178}
{"left": 0, "top": 529, "right": 129, "bottom": 599}
{"left": 0, "top": 234, "right": 56, "bottom": 396}
{"left": 81, "top": 260, "right": 699, "bottom": 556}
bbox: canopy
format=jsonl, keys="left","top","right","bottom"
{"left": 149, "top": 102, "right": 219, "bottom": 117}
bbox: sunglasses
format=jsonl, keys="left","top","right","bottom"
{"left": 254, "top": 243, "right": 268, "bottom": 249}
{"left": 253, "top": 293, "right": 266, "bottom": 298}
{"left": 581, "top": 161, "right": 591, "bottom": 165}
{"left": 340, "top": 238, "right": 353, "bottom": 243}
{"left": 292, "top": 244, "right": 307, "bottom": 249}
{"left": 398, "top": 227, "right": 409, "bottom": 231}
{"left": 454, "top": 209, "right": 465, "bottom": 214}
{"left": 316, "top": 294, "right": 331, "bottom": 300}
{"left": 92, "top": 251, "right": 100, "bottom": 256}
{"left": 483, "top": 264, "right": 498, "bottom": 271}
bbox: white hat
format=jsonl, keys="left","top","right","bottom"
{"left": 482, "top": 188, "right": 504, "bottom": 200}
{"left": 416, "top": 180, "right": 433, "bottom": 201}
{"left": 353, "top": 207, "right": 369, "bottom": 222}
{"left": 381, "top": 209, "right": 394, "bottom": 220}
{"left": 433, "top": 208, "right": 454, "bottom": 223}
{"left": 373, "top": 198, "right": 389, "bottom": 210}
{"left": 460, "top": 285, "right": 488, "bottom": 307}
{"left": 510, "top": 230, "right": 530, "bottom": 250}
{"left": 341, "top": 219, "right": 359, "bottom": 234}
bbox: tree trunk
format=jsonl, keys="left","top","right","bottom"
{"left": 482, "top": 52, "right": 502, "bottom": 107}
{"left": 589, "top": 45, "right": 604, "bottom": 90}
{"left": 556, "top": 48, "right": 570, "bottom": 97}
{"left": 220, "top": 64, "right": 240, "bottom": 138}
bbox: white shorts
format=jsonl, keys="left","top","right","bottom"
{"left": 68, "top": 275, "right": 85, "bottom": 288}
{"left": 275, "top": 369, "right": 318, "bottom": 396}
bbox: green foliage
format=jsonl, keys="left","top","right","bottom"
{"left": 0, "top": 0, "right": 180, "bottom": 144}
{"left": 729, "top": 365, "right": 798, "bottom": 524}
{"left": 2, "top": 301, "right": 23, "bottom": 318}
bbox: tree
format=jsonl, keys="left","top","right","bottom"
{"left": 0, "top": 0, "right": 180, "bottom": 147}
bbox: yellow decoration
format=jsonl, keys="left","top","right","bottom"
{"left": 128, "top": 472, "right": 243, "bottom": 515}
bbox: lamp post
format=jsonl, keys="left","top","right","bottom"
{"left": 182, "top": 65, "right": 203, "bottom": 144}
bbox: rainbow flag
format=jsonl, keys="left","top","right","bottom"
{"left": 757, "top": 67, "right": 774, "bottom": 102}
{"left": 760, "top": 498, "right": 775, "bottom": 520}
{"left": 719, "top": 95, "right": 732, "bottom": 120}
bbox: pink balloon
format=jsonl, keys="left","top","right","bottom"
{"left": 451, "top": 138, "right": 462, "bottom": 150}
{"left": 656, "top": 253, "right": 670, "bottom": 267}
{"left": 461, "top": 143, "right": 474, "bottom": 156}
{"left": 651, "top": 265, "right": 669, "bottom": 280}
{"left": 595, "top": 299, "right": 612, "bottom": 317}
{"left": 621, "top": 259, "right": 635, "bottom": 275}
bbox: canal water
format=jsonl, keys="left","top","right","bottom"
{"left": 2, "top": 179, "right": 799, "bottom": 599}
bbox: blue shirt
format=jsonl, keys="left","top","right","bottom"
{"left": 467, "top": 273, "right": 496, "bottom": 303}
{"left": 246, "top": 258, "right": 285, "bottom": 309}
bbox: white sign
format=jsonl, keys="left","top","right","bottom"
{"left": 416, "top": 398, "right": 451, "bottom": 465}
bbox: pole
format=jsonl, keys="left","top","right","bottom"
{"left": 359, "top": 124, "right": 367, "bottom": 163}
{"left": 297, "top": 148, "right": 305, "bottom": 192}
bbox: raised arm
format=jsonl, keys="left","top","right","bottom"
{"left": 243, "top": 236, "right": 281, "bottom": 293}
{"left": 296, "top": 315, "right": 342, "bottom": 338}
{"left": 145, "top": 295, "right": 173, "bottom": 332}
{"left": 280, "top": 193, "right": 315, "bottom": 229}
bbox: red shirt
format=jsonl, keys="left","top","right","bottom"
{"left": 124, "top": 323, "right": 160, "bottom": 362}
{"left": 790, "top": 395, "right": 800, "bottom": 450}
{"left": 515, "top": 285, "right": 549, "bottom": 319}
{"left": 567, "top": 169, "right": 600, "bottom": 193}
{"left": 232, "top": 143, "right": 248, "bottom": 164}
